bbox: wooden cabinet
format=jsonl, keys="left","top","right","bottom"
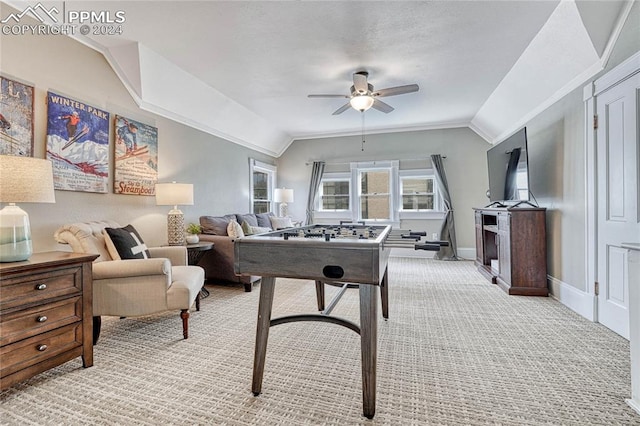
{"left": 474, "top": 207, "right": 547, "bottom": 296}
{"left": 0, "top": 251, "right": 98, "bottom": 390}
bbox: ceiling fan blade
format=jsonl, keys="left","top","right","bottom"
{"left": 373, "top": 84, "right": 419, "bottom": 97}
{"left": 308, "top": 94, "right": 349, "bottom": 98}
{"left": 372, "top": 98, "right": 394, "bottom": 113}
{"left": 353, "top": 72, "right": 369, "bottom": 94}
{"left": 332, "top": 103, "right": 351, "bottom": 115}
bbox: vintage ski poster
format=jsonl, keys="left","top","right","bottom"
{"left": 46, "top": 92, "right": 110, "bottom": 193}
{"left": 114, "top": 115, "right": 158, "bottom": 195}
{"left": 0, "top": 76, "right": 34, "bottom": 157}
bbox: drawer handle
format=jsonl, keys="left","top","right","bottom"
{"left": 36, "top": 316, "right": 48, "bottom": 323}
{"left": 37, "top": 344, "right": 48, "bottom": 352}
{"left": 35, "top": 284, "right": 47, "bottom": 291}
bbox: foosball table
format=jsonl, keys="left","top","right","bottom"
{"left": 234, "top": 223, "right": 448, "bottom": 419}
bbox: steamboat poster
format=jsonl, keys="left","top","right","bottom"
{"left": 114, "top": 115, "right": 158, "bottom": 195}
{"left": 46, "top": 92, "right": 110, "bottom": 193}
{"left": 0, "top": 76, "right": 34, "bottom": 157}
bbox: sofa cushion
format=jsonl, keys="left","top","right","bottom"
{"left": 227, "top": 220, "right": 245, "bottom": 238}
{"left": 200, "top": 215, "right": 236, "bottom": 235}
{"left": 103, "top": 224, "right": 150, "bottom": 260}
{"left": 256, "top": 212, "right": 274, "bottom": 228}
{"left": 242, "top": 221, "right": 271, "bottom": 235}
{"left": 270, "top": 216, "right": 293, "bottom": 230}
{"left": 235, "top": 213, "right": 258, "bottom": 227}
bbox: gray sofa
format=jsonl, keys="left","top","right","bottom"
{"left": 197, "top": 213, "right": 275, "bottom": 292}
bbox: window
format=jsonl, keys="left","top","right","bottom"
{"left": 250, "top": 159, "right": 276, "bottom": 214}
{"left": 400, "top": 176, "right": 437, "bottom": 211}
{"left": 319, "top": 178, "right": 350, "bottom": 211}
{"left": 314, "top": 160, "right": 443, "bottom": 224}
{"left": 359, "top": 169, "right": 391, "bottom": 220}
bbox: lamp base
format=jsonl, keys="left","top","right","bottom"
{"left": 279, "top": 202, "right": 288, "bottom": 218}
{"left": 167, "top": 209, "right": 185, "bottom": 246}
{"left": 0, "top": 204, "right": 33, "bottom": 262}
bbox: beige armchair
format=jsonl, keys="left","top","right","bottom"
{"left": 54, "top": 220, "right": 205, "bottom": 343}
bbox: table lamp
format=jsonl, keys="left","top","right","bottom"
{"left": 155, "top": 182, "right": 193, "bottom": 245}
{"left": 274, "top": 188, "right": 293, "bottom": 217}
{"left": 0, "top": 156, "right": 56, "bottom": 262}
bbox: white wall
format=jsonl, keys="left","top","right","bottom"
{"left": 276, "top": 127, "right": 491, "bottom": 256}
{"left": 1, "top": 22, "right": 274, "bottom": 251}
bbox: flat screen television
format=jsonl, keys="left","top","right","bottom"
{"left": 486, "top": 127, "right": 530, "bottom": 204}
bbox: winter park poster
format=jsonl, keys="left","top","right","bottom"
{"left": 114, "top": 115, "right": 158, "bottom": 196}
{"left": 46, "top": 92, "right": 109, "bottom": 193}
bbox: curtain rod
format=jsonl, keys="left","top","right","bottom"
{"left": 305, "top": 156, "right": 446, "bottom": 166}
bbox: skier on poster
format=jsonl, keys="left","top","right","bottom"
{"left": 59, "top": 111, "right": 81, "bottom": 141}
{"left": 117, "top": 117, "right": 139, "bottom": 154}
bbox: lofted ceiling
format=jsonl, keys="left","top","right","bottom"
{"left": 3, "top": 1, "right": 633, "bottom": 156}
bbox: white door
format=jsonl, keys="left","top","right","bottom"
{"left": 596, "top": 72, "right": 640, "bottom": 339}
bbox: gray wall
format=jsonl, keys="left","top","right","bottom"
{"left": 1, "top": 26, "right": 274, "bottom": 251}
{"left": 524, "top": 2, "right": 639, "bottom": 292}
{"left": 277, "top": 128, "right": 491, "bottom": 253}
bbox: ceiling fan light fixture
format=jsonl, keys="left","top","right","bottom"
{"left": 350, "top": 95, "right": 374, "bottom": 112}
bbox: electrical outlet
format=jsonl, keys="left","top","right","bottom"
{"left": 432, "top": 233, "right": 438, "bottom": 240}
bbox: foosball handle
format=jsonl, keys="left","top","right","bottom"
{"left": 415, "top": 240, "right": 450, "bottom": 251}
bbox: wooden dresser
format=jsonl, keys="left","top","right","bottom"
{"left": 0, "top": 251, "right": 98, "bottom": 390}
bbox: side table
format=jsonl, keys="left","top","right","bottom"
{"left": 185, "top": 242, "right": 214, "bottom": 298}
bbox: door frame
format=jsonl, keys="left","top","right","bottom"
{"left": 583, "top": 50, "right": 640, "bottom": 323}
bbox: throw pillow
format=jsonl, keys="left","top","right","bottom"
{"left": 241, "top": 220, "right": 253, "bottom": 235}
{"left": 269, "top": 216, "right": 293, "bottom": 230}
{"left": 227, "top": 220, "right": 245, "bottom": 239}
{"left": 200, "top": 215, "right": 235, "bottom": 235}
{"left": 255, "top": 212, "right": 274, "bottom": 228}
{"left": 103, "top": 225, "right": 150, "bottom": 260}
{"left": 250, "top": 225, "right": 272, "bottom": 234}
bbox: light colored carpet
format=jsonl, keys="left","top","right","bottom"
{"left": 1, "top": 258, "right": 638, "bottom": 425}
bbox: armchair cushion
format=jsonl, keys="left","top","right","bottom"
{"left": 92, "top": 258, "right": 171, "bottom": 280}
{"left": 103, "top": 224, "right": 151, "bottom": 259}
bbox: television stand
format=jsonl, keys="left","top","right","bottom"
{"left": 473, "top": 206, "right": 548, "bottom": 296}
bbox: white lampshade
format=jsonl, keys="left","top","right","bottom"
{"left": 155, "top": 182, "right": 194, "bottom": 207}
{"left": 350, "top": 95, "right": 374, "bottom": 112}
{"left": 274, "top": 188, "right": 294, "bottom": 203}
{"left": 0, "top": 155, "right": 56, "bottom": 262}
{"left": 155, "top": 182, "right": 194, "bottom": 246}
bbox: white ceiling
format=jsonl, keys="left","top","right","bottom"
{"left": 4, "top": 1, "right": 633, "bottom": 156}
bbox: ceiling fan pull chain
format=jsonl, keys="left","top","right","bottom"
{"left": 361, "top": 112, "right": 366, "bottom": 151}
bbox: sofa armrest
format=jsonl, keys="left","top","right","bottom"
{"left": 92, "top": 258, "right": 171, "bottom": 280}
{"left": 148, "top": 246, "right": 187, "bottom": 266}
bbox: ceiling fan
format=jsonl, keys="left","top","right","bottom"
{"left": 308, "top": 71, "right": 419, "bottom": 115}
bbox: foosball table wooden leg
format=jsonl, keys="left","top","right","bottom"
{"left": 252, "top": 276, "right": 276, "bottom": 396}
{"left": 359, "top": 283, "right": 377, "bottom": 419}
{"left": 315, "top": 280, "right": 325, "bottom": 311}
{"left": 380, "top": 267, "right": 389, "bottom": 320}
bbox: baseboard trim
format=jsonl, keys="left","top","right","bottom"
{"left": 547, "top": 275, "right": 596, "bottom": 321}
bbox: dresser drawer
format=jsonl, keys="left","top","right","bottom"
{"left": 0, "top": 323, "right": 82, "bottom": 379}
{"left": 0, "top": 297, "right": 82, "bottom": 347}
{"left": 0, "top": 266, "right": 82, "bottom": 310}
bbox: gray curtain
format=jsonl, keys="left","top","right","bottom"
{"left": 305, "top": 161, "right": 325, "bottom": 225}
{"left": 431, "top": 154, "right": 459, "bottom": 260}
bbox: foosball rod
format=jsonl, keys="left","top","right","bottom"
{"left": 321, "top": 283, "right": 351, "bottom": 316}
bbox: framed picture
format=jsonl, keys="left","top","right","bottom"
{"left": 114, "top": 115, "right": 158, "bottom": 195}
{"left": 46, "top": 91, "right": 110, "bottom": 193}
{"left": 0, "top": 76, "right": 34, "bottom": 157}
